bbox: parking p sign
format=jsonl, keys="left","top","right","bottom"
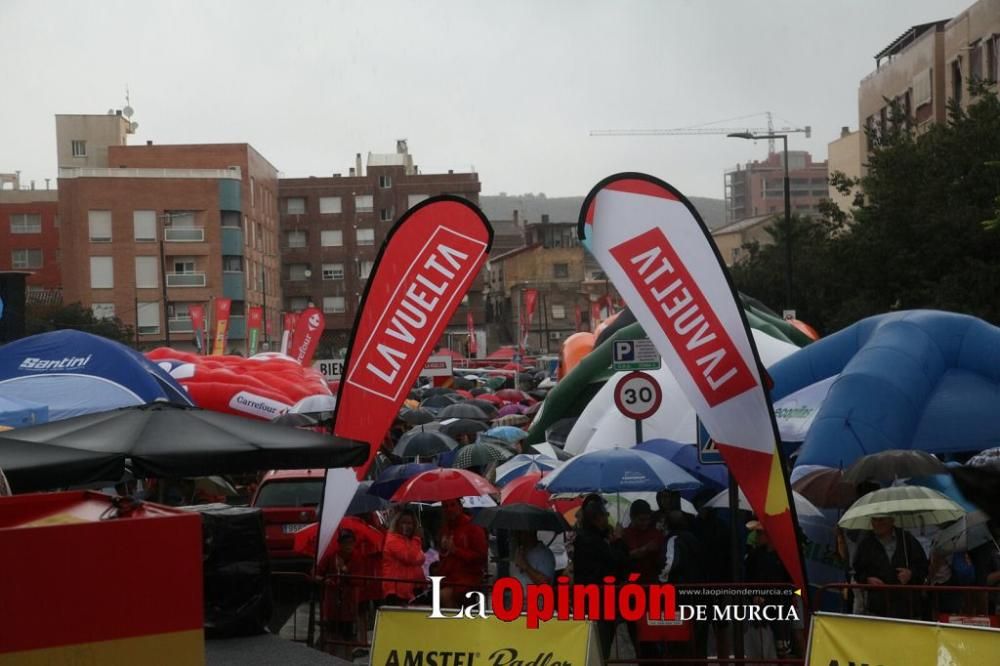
{"left": 612, "top": 338, "right": 661, "bottom": 371}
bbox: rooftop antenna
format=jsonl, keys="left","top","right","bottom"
{"left": 123, "top": 85, "right": 138, "bottom": 134}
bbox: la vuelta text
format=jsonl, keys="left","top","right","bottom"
{"left": 427, "top": 575, "right": 676, "bottom": 629}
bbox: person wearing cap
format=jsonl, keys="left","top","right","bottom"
{"left": 572, "top": 494, "right": 627, "bottom": 661}
{"left": 852, "top": 513, "right": 928, "bottom": 619}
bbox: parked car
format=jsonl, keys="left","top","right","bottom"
{"left": 251, "top": 468, "right": 325, "bottom": 571}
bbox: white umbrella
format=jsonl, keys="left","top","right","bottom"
{"left": 289, "top": 394, "right": 337, "bottom": 414}
{"left": 705, "top": 487, "right": 824, "bottom": 518}
{"left": 567, "top": 330, "right": 798, "bottom": 454}
{"left": 932, "top": 511, "right": 995, "bottom": 554}
{"left": 772, "top": 376, "right": 836, "bottom": 442}
{"left": 494, "top": 454, "right": 561, "bottom": 486}
{"left": 838, "top": 486, "right": 965, "bottom": 530}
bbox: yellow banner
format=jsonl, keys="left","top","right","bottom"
{"left": 808, "top": 612, "right": 1000, "bottom": 666}
{"left": 371, "top": 608, "right": 597, "bottom": 666}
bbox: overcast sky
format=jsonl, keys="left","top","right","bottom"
{"left": 1, "top": 0, "right": 971, "bottom": 200}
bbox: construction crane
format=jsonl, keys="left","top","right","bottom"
{"left": 591, "top": 111, "right": 810, "bottom": 155}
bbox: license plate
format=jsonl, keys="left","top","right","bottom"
{"left": 282, "top": 523, "right": 310, "bottom": 534}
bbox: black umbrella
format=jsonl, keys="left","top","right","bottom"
{"left": 451, "top": 376, "right": 476, "bottom": 391}
{"left": 271, "top": 412, "right": 323, "bottom": 428}
{"left": 421, "top": 394, "right": 461, "bottom": 410}
{"left": 423, "top": 387, "right": 458, "bottom": 398}
{"left": 527, "top": 389, "right": 549, "bottom": 401}
{"left": 440, "top": 419, "right": 490, "bottom": 439}
{"left": 393, "top": 429, "right": 459, "bottom": 458}
{"left": 438, "top": 403, "right": 490, "bottom": 421}
{"left": 0, "top": 403, "right": 368, "bottom": 493}
{"left": 399, "top": 407, "right": 436, "bottom": 426}
{"left": 473, "top": 503, "right": 571, "bottom": 532}
{"left": 464, "top": 399, "right": 499, "bottom": 418}
{"left": 470, "top": 387, "right": 491, "bottom": 396}
{"left": 347, "top": 481, "right": 392, "bottom": 515}
{"left": 844, "top": 449, "right": 946, "bottom": 484}
{"left": 545, "top": 417, "right": 577, "bottom": 447}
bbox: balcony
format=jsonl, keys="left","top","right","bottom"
{"left": 228, "top": 316, "right": 246, "bottom": 340}
{"left": 166, "top": 272, "right": 206, "bottom": 287}
{"left": 164, "top": 227, "right": 205, "bottom": 242}
{"left": 222, "top": 272, "right": 245, "bottom": 300}
{"left": 168, "top": 317, "right": 194, "bottom": 333}
{"left": 221, "top": 227, "right": 243, "bottom": 255}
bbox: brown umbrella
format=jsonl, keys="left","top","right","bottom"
{"left": 792, "top": 467, "right": 857, "bottom": 509}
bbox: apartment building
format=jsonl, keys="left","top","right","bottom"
{"left": 723, "top": 151, "right": 829, "bottom": 224}
{"left": 0, "top": 173, "right": 60, "bottom": 300}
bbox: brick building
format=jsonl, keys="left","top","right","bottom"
{"left": 278, "top": 142, "right": 481, "bottom": 354}
{"left": 57, "top": 113, "right": 280, "bottom": 351}
{"left": 0, "top": 175, "right": 61, "bottom": 299}
{"left": 723, "top": 151, "right": 829, "bottom": 225}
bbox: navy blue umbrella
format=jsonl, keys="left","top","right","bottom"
{"left": 368, "top": 462, "right": 438, "bottom": 499}
{"left": 539, "top": 447, "right": 701, "bottom": 494}
{"left": 347, "top": 481, "right": 392, "bottom": 514}
{"left": 635, "top": 439, "right": 729, "bottom": 489}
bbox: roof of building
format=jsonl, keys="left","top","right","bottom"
{"left": 711, "top": 214, "right": 774, "bottom": 236}
{"left": 488, "top": 243, "right": 542, "bottom": 264}
{"left": 367, "top": 152, "right": 407, "bottom": 167}
{"left": 874, "top": 21, "right": 947, "bottom": 62}
{"left": 480, "top": 193, "right": 728, "bottom": 230}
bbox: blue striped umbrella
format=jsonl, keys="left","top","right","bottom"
{"left": 494, "top": 454, "right": 561, "bottom": 487}
{"left": 539, "top": 447, "right": 701, "bottom": 494}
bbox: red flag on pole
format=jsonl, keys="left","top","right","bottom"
{"left": 211, "top": 299, "right": 231, "bottom": 356}
{"left": 467, "top": 311, "right": 477, "bottom": 357}
{"left": 246, "top": 306, "right": 263, "bottom": 356}
{"left": 288, "top": 307, "right": 325, "bottom": 366}
{"left": 189, "top": 304, "right": 206, "bottom": 354}
{"left": 280, "top": 312, "right": 297, "bottom": 355}
{"left": 316, "top": 197, "right": 493, "bottom": 560}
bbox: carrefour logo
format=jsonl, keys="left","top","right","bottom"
{"left": 19, "top": 355, "right": 93, "bottom": 371}
{"left": 308, "top": 313, "right": 321, "bottom": 329}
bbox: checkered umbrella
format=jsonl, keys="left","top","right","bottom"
{"left": 452, "top": 441, "right": 514, "bottom": 470}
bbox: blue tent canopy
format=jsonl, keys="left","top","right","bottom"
{"left": 0, "top": 394, "right": 48, "bottom": 429}
{"left": 770, "top": 310, "right": 1000, "bottom": 468}
{"left": 0, "top": 330, "right": 193, "bottom": 421}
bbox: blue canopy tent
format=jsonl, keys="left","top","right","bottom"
{"left": 0, "top": 330, "right": 193, "bottom": 421}
{"left": 0, "top": 394, "right": 48, "bottom": 429}
{"left": 770, "top": 310, "right": 1000, "bottom": 468}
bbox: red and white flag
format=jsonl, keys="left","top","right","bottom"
{"left": 288, "top": 307, "right": 324, "bottom": 366}
{"left": 317, "top": 197, "right": 493, "bottom": 559}
{"left": 581, "top": 173, "right": 807, "bottom": 593}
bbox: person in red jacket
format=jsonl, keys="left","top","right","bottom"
{"left": 382, "top": 509, "right": 426, "bottom": 605}
{"left": 437, "top": 498, "right": 488, "bottom": 607}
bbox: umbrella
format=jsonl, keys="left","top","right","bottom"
{"left": 931, "top": 510, "right": 996, "bottom": 554}
{"left": 528, "top": 390, "right": 549, "bottom": 401}
{"left": 501, "top": 472, "right": 553, "bottom": 507}
{"left": 454, "top": 390, "right": 474, "bottom": 400}
{"left": 497, "top": 389, "right": 528, "bottom": 402}
{"left": 438, "top": 403, "right": 490, "bottom": 421}
{"left": 451, "top": 378, "right": 476, "bottom": 391}
{"left": 399, "top": 407, "right": 436, "bottom": 426}
{"left": 634, "top": 438, "right": 729, "bottom": 489}
{"left": 485, "top": 426, "right": 529, "bottom": 444}
{"left": 838, "top": 486, "right": 966, "bottom": 530}
{"left": 494, "top": 454, "right": 560, "bottom": 486}
{"left": 423, "top": 387, "right": 458, "bottom": 397}
{"left": 391, "top": 468, "right": 498, "bottom": 502}
{"left": 288, "top": 394, "right": 337, "bottom": 416}
{"left": 497, "top": 404, "right": 527, "bottom": 417}
{"left": 530, "top": 442, "right": 574, "bottom": 461}
{"left": 0, "top": 402, "right": 368, "bottom": 493}
{"left": 792, "top": 466, "right": 857, "bottom": 509}
{"left": 844, "top": 450, "right": 945, "bottom": 484}
{"left": 420, "top": 394, "right": 461, "bottom": 410}
{"left": 369, "top": 462, "right": 437, "bottom": 499}
{"left": 477, "top": 393, "right": 505, "bottom": 404}
{"left": 494, "top": 414, "right": 531, "bottom": 428}
{"left": 347, "top": 481, "right": 392, "bottom": 515}
{"left": 271, "top": 412, "right": 324, "bottom": 428}
{"left": 473, "top": 503, "right": 570, "bottom": 532}
{"left": 393, "top": 430, "right": 458, "bottom": 458}
{"left": 539, "top": 448, "right": 701, "bottom": 494}
{"left": 966, "top": 447, "right": 1000, "bottom": 469}
{"left": 464, "top": 400, "right": 499, "bottom": 418}
{"left": 439, "top": 418, "right": 490, "bottom": 439}
{"left": 524, "top": 402, "right": 543, "bottom": 416}
{"left": 470, "top": 387, "right": 491, "bottom": 397}
{"left": 452, "top": 441, "right": 514, "bottom": 470}
{"left": 704, "top": 488, "right": 824, "bottom": 518}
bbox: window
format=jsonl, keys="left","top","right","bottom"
{"left": 378, "top": 175, "right": 392, "bottom": 188}
{"left": 223, "top": 256, "right": 243, "bottom": 272}
{"left": 10, "top": 213, "right": 41, "bottom": 234}
{"left": 289, "top": 297, "right": 309, "bottom": 312}
{"left": 90, "top": 256, "right": 113, "bottom": 288}
{"left": 359, "top": 260, "right": 374, "bottom": 279}
{"left": 323, "top": 296, "right": 346, "bottom": 313}
{"left": 255, "top": 223, "right": 262, "bottom": 249}
{"left": 71, "top": 140, "right": 86, "bottom": 157}
{"left": 380, "top": 207, "right": 394, "bottom": 222}
{"left": 322, "top": 263, "right": 344, "bottom": 280}
{"left": 553, "top": 263, "right": 569, "bottom": 278}
{"left": 971, "top": 41, "right": 983, "bottom": 81}
{"left": 133, "top": 210, "right": 156, "bottom": 241}
{"left": 319, "top": 196, "right": 342, "bottom": 214}
{"left": 952, "top": 58, "right": 963, "bottom": 104}
{"left": 137, "top": 302, "right": 160, "bottom": 335}
{"left": 166, "top": 211, "right": 195, "bottom": 228}
{"left": 552, "top": 304, "right": 567, "bottom": 320}
{"left": 230, "top": 301, "right": 246, "bottom": 317}
{"left": 135, "top": 256, "right": 159, "bottom": 288}
{"left": 12, "top": 248, "right": 42, "bottom": 269}
{"left": 321, "top": 230, "right": 343, "bottom": 246}
{"left": 287, "top": 230, "right": 307, "bottom": 248}
{"left": 355, "top": 194, "right": 374, "bottom": 213}
{"left": 173, "top": 258, "right": 196, "bottom": 274}
{"left": 289, "top": 263, "right": 310, "bottom": 281}
{"left": 92, "top": 303, "right": 115, "bottom": 320}
{"left": 988, "top": 36, "right": 999, "bottom": 83}
{"left": 357, "top": 228, "right": 375, "bottom": 245}
{"left": 407, "top": 194, "right": 429, "bottom": 209}
{"left": 88, "top": 210, "right": 112, "bottom": 242}
{"left": 250, "top": 177, "right": 255, "bottom": 208}
{"left": 285, "top": 197, "right": 306, "bottom": 214}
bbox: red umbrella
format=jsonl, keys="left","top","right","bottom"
{"left": 454, "top": 389, "right": 474, "bottom": 399}
{"left": 391, "top": 468, "right": 498, "bottom": 502}
{"left": 497, "top": 389, "right": 528, "bottom": 401}
{"left": 478, "top": 394, "right": 505, "bottom": 405}
{"left": 292, "top": 515, "right": 384, "bottom": 558}
{"left": 501, "top": 471, "right": 552, "bottom": 508}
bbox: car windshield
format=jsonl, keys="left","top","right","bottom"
{"left": 254, "top": 480, "right": 324, "bottom": 508}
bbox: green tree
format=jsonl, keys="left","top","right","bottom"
{"left": 731, "top": 83, "right": 1000, "bottom": 333}
{"left": 26, "top": 302, "right": 135, "bottom": 345}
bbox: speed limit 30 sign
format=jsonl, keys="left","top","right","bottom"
{"left": 613, "top": 371, "right": 662, "bottom": 420}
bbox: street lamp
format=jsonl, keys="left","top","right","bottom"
{"left": 727, "top": 131, "right": 793, "bottom": 311}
